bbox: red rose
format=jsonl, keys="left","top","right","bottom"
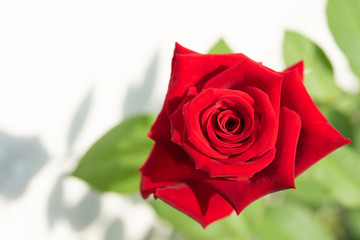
{"left": 139, "top": 43, "right": 350, "bottom": 227}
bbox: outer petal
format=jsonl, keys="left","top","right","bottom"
{"left": 284, "top": 60, "right": 304, "bottom": 80}
{"left": 149, "top": 43, "right": 199, "bottom": 144}
{"left": 155, "top": 181, "right": 234, "bottom": 228}
{"left": 281, "top": 67, "right": 350, "bottom": 176}
{"left": 139, "top": 142, "right": 205, "bottom": 198}
{"left": 148, "top": 108, "right": 172, "bottom": 144}
{"left": 202, "top": 107, "right": 301, "bottom": 213}
{"left": 169, "top": 87, "right": 199, "bottom": 145}
{"left": 167, "top": 52, "right": 247, "bottom": 114}
{"left": 170, "top": 43, "right": 199, "bottom": 85}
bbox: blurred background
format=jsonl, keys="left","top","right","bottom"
{"left": 0, "top": 0, "right": 359, "bottom": 239}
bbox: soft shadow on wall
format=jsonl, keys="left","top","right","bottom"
{"left": 122, "top": 51, "right": 160, "bottom": 118}
{"left": 46, "top": 50, "right": 161, "bottom": 239}
{"left": 0, "top": 132, "right": 48, "bottom": 199}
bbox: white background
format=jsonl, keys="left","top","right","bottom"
{"left": 0, "top": 0, "right": 358, "bottom": 239}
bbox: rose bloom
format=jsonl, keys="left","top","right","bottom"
{"left": 139, "top": 43, "right": 350, "bottom": 227}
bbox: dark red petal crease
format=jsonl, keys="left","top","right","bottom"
{"left": 183, "top": 142, "right": 276, "bottom": 178}
{"left": 148, "top": 108, "right": 172, "bottom": 144}
{"left": 155, "top": 181, "right": 234, "bottom": 228}
{"left": 139, "top": 143, "right": 205, "bottom": 198}
{"left": 169, "top": 87, "right": 199, "bottom": 145}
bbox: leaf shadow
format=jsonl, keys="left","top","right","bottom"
{"left": 47, "top": 50, "right": 161, "bottom": 237}
{"left": 0, "top": 130, "right": 48, "bottom": 199}
{"left": 104, "top": 218, "right": 125, "bottom": 240}
{"left": 67, "top": 189, "right": 101, "bottom": 230}
{"left": 47, "top": 175, "right": 101, "bottom": 231}
{"left": 47, "top": 176, "right": 65, "bottom": 227}
{"left": 122, "top": 51, "right": 159, "bottom": 118}
{"left": 67, "top": 89, "right": 94, "bottom": 156}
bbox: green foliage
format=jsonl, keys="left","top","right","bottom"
{"left": 288, "top": 147, "right": 360, "bottom": 209}
{"left": 72, "top": 115, "right": 155, "bottom": 194}
{"left": 327, "top": 0, "right": 360, "bottom": 80}
{"left": 287, "top": 168, "right": 331, "bottom": 208}
{"left": 258, "top": 202, "right": 335, "bottom": 240}
{"left": 208, "top": 38, "right": 233, "bottom": 54}
{"left": 326, "top": 109, "right": 352, "bottom": 139}
{"left": 346, "top": 209, "right": 360, "bottom": 239}
{"left": 315, "top": 147, "right": 360, "bottom": 209}
{"left": 283, "top": 30, "right": 341, "bottom": 104}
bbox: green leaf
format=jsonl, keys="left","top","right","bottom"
{"left": 289, "top": 146, "right": 360, "bottom": 209}
{"left": 327, "top": 109, "right": 353, "bottom": 139}
{"left": 327, "top": 0, "right": 360, "bottom": 79}
{"left": 287, "top": 168, "right": 330, "bottom": 208}
{"left": 345, "top": 209, "right": 360, "bottom": 239}
{"left": 151, "top": 198, "right": 266, "bottom": 240}
{"left": 322, "top": 93, "right": 360, "bottom": 149}
{"left": 208, "top": 38, "right": 233, "bottom": 54}
{"left": 72, "top": 114, "right": 155, "bottom": 194}
{"left": 313, "top": 146, "right": 360, "bottom": 208}
{"left": 283, "top": 30, "right": 341, "bottom": 103}
{"left": 352, "top": 124, "right": 360, "bottom": 152}
{"left": 258, "top": 202, "right": 335, "bottom": 240}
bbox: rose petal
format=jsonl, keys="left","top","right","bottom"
{"left": 180, "top": 87, "right": 277, "bottom": 175}
{"left": 149, "top": 43, "right": 198, "bottom": 143}
{"left": 202, "top": 106, "right": 301, "bottom": 213}
{"left": 167, "top": 52, "right": 247, "bottom": 114}
{"left": 183, "top": 101, "right": 229, "bottom": 160}
{"left": 202, "top": 57, "right": 282, "bottom": 154}
{"left": 223, "top": 86, "right": 276, "bottom": 161}
{"left": 183, "top": 88, "right": 255, "bottom": 160}
{"left": 205, "top": 99, "right": 255, "bottom": 156}
{"left": 140, "top": 142, "right": 205, "bottom": 198}
{"left": 183, "top": 141, "right": 276, "bottom": 178}
{"left": 155, "top": 181, "right": 234, "bottom": 228}
{"left": 211, "top": 98, "right": 255, "bottom": 143}
{"left": 281, "top": 67, "right": 350, "bottom": 176}
{"left": 169, "top": 87, "right": 199, "bottom": 145}
{"left": 174, "top": 42, "right": 198, "bottom": 55}
{"left": 206, "top": 112, "right": 255, "bottom": 155}
{"left": 148, "top": 108, "right": 172, "bottom": 144}
{"left": 283, "top": 60, "right": 304, "bottom": 81}
{"left": 170, "top": 43, "right": 199, "bottom": 84}
{"left": 218, "top": 113, "right": 241, "bottom": 133}
{"left": 203, "top": 55, "right": 282, "bottom": 118}
{"left": 151, "top": 45, "right": 249, "bottom": 147}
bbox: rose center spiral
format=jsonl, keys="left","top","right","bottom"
{"left": 225, "top": 118, "right": 239, "bottom": 131}
{"left": 217, "top": 111, "right": 243, "bottom": 134}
